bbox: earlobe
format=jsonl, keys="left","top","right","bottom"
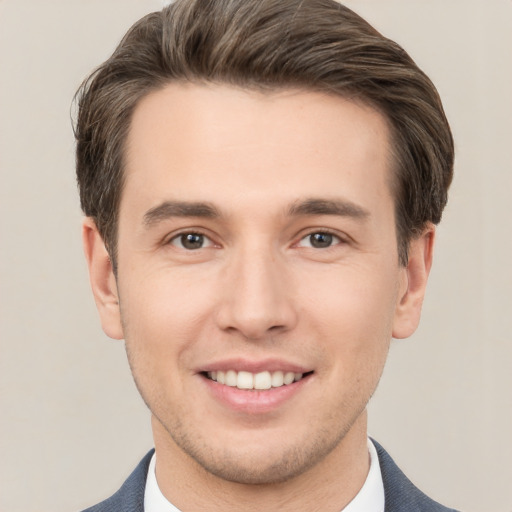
{"left": 82, "top": 218, "right": 124, "bottom": 340}
{"left": 392, "top": 225, "right": 435, "bottom": 339}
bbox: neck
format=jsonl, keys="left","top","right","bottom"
{"left": 151, "top": 412, "right": 370, "bottom": 512}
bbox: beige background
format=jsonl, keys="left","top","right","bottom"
{"left": 1, "top": 1, "right": 511, "bottom": 511}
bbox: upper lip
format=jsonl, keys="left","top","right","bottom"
{"left": 197, "top": 358, "right": 312, "bottom": 374}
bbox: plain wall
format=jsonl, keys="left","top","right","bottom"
{"left": 1, "top": 1, "right": 511, "bottom": 511}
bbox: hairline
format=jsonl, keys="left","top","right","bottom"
{"left": 105, "top": 79, "right": 407, "bottom": 274}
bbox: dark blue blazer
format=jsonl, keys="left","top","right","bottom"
{"left": 81, "top": 441, "right": 460, "bottom": 511}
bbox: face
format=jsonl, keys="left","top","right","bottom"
{"left": 84, "top": 83, "right": 432, "bottom": 486}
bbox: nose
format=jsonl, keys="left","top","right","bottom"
{"left": 215, "top": 245, "right": 298, "bottom": 341}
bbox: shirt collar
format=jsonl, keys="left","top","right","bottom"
{"left": 144, "top": 452, "right": 181, "bottom": 512}
{"left": 342, "top": 438, "right": 385, "bottom": 512}
{"left": 144, "top": 438, "right": 384, "bottom": 512}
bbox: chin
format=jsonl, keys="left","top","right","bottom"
{"left": 167, "top": 420, "right": 349, "bottom": 486}
{"left": 187, "top": 446, "right": 321, "bottom": 485}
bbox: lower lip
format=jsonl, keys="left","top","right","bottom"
{"left": 201, "top": 374, "right": 311, "bottom": 414}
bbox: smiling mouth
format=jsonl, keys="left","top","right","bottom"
{"left": 203, "top": 370, "right": 313, "bottom": 391}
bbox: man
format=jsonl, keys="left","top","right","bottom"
{"left": 74, "top": 0, "right": 457, "bottom": 510}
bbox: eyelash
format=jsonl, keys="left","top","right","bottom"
{"left": 295, "top": 230, "right": 345, "bottom": 249}
{"left": 167, "top": 230, "right": 215, "bottom": 250}
{"left": 166, "top": 229, "right": 346, "bottom": 251}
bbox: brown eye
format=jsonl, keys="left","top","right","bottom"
{"left": 310, "top": 233, "right": 333, "bottom": 248}
{"left": 170, "top": 232, "right": 211, "bottom": 250}
{"left": 298, "top": 232, "right": 340, "bottom": 249}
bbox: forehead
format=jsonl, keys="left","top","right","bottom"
{"left": 122, "top": 83, "right": 393, "bottom": 215}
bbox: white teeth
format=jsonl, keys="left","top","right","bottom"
{"left": 271, "top": 371, "right": 284, "bottom": 387}
{"left": 225, "top": 370, "right": 237, "bottom": 387}
{"left": 283, "top": 372, "right": 295, "bottom": 385}
{"left": 237, "top": 371, "right": 253, "bottom": 389}
{"left": 254, "top": 371, "right": 271, "bottom": 390}
{"left": 207, "top": 369, "right": 307, "bottom": 390}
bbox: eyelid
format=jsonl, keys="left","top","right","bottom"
{"left": 295, "top": 228, "right": 347, "bottom": 247}
{"left": 165, "top": 228, "right": 218, "bottom": 249}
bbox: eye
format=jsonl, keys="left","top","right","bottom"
{"left": 169, "top": 232, "right": 213, "bottom": 250}
{"left": 297, "top": 232, "right": 342, "bottom": 249}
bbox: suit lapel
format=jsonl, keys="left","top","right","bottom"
{"left": 372, "top": 440, "right": 458, "bottom": 512}
{"left": 81, "top": 449, "right": 154, "bottom": 512}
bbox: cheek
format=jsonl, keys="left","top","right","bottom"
{"left": 119, "top": 274, "right": 215, "bottom": 416}
{"left": 118, "top": 263, "right": 225, "bottom": 367}
{"left": 119, "top": 273, "right": 203, "bottom": 362}
{"left": 303, "top": 262, "right": 400, "bottom": 331}
{"left": 301, "top": 264, "right": 398, "bottom": 376}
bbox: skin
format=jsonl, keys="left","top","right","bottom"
{"left": 83, "top": 83, "right": 434, "bottom": 511}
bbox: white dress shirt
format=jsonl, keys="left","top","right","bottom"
{"left": 144, "top": 438, "right": 384, "bottom": 512}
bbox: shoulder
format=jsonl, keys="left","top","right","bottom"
{"left": 372, "top": 440, "right": 460, "bottom": 512}
{"left": 80, "top": 449, "right": 154, "bottom": 512}
{"left": 80, "top": 444, "right": 461, "bottom": 512}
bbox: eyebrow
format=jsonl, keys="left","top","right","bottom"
{"left": 142, "top": 197, "right": 369, "bottom": 228}
{"left": 143, "top": 200, "right": 221, "bottom": 227}
{"left": 287, "top": 198, "right": 370, "bottom": 220}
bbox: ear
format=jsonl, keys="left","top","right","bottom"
{"left": 392, "top": 224, "right": 435, "bottom": 339}
{"left": 82, "top": 217, "right": 124, "bottom": 340}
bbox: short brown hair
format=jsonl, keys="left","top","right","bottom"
{"left": 74, "top": 0, "right": 454, "bottom": 269}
